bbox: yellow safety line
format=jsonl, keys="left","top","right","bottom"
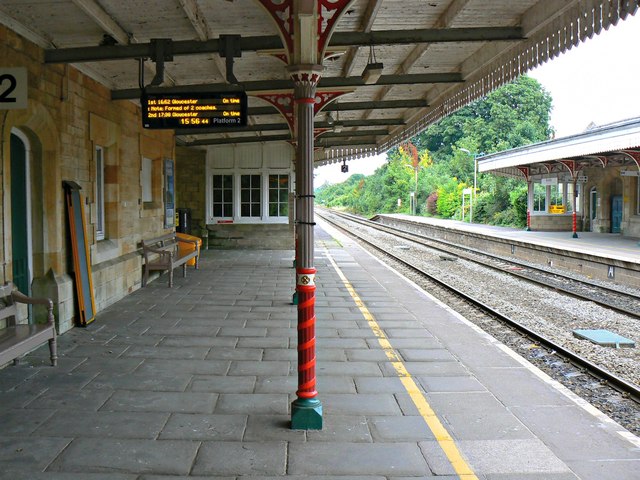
{"left": 325, "top": 249, "right": 479, "bottom": 480}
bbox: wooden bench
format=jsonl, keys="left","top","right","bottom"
{"left": 0, "top": 283, "right": 57, "bottom": 367}
{"left": 141, "top": 233, "right": 200, "bottom": 287}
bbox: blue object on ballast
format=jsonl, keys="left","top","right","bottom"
{"left": 572, "top": 329, "right": 635, "bottom": 348}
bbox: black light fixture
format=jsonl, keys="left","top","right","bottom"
{"left": 361, "top": 45, "right": 383, "bottom": 85}
{"left": 332, "top": 100, "right": 342, "bottom": 133}
{"left": 99, "top": 34, "right": 118, "bottom": 46}
{"left": 326, "top": 112, "right": 335, "bottom": 126}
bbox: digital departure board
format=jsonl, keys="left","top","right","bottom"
{"left": 141, "top": 91, "right": 247, "bottom": 129}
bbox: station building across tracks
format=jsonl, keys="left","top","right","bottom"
{"left": 0, "top": 1, "right": 639, "bottom": 478}
{"left": 479, "top": 117, "right": 640, "bottom": 237}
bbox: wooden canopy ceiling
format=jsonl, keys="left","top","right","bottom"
{"left": 1, "top": 0, "right": 638, "bottom": 164}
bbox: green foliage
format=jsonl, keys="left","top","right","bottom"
{"left": 436, "top": 178, "right": 466, "bottom": 218}
{"left": 417, "top": 76, "right": 553, "bottom": 160}
{"left": 315, "top": 75, "right": 553, "bottom": 228}
{"left": 315, "top": 174, "right": 365, "bottom": 210}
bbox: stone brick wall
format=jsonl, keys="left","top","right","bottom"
{"left": 207, "top": 223, "right": 294, "bottom": 250}
{"left": 175, "top": 147, "right": 206, "bottom": 232}
{"left": 530, "top": 214, "right": 582, "bottom": 231}
{"left": 1, "top": 24, "right": 174, "bottom": 332}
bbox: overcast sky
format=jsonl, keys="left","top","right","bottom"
{"left": 315, "top": 13, "right": 640, "bottom": 186}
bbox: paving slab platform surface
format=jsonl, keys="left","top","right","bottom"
{"left": 0, "top": 221, "right": 638, "bottom": 479}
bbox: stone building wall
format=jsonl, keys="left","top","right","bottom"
{"left": 530, "top": 214, "right": 582, "bottom": 232}
{"left": 1, "top": 24, "right": 174, "bottom": 332}
{"left": 175, "top": 147, "right": 207, "bottom": 233}
{"left": 582, "top": 166, "right": 640, "bottom": 236}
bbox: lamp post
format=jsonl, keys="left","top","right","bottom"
{"left": 403, "top": 163, "right": 420, "bottom": 215}
{"left": 412, "top": 165, "right": 418, "bottom": 215}
{"left": 460, "top": 149, "right": 484, "bottom": 224}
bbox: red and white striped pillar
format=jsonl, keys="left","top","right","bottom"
{"left": 289, "top": 65, "right": 323, "bottom": 430}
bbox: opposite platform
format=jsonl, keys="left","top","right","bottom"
{"left": 375, "top": 214, "right": 640, "bottom": 288}
{"left": 0, "top": 221, "right": 637, "bottom": 479}
{"left": 376, "top": 214, "right": 640, "bottom": 263}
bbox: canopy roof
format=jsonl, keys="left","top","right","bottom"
{"left": 2, "top": 0, "right": 638, "bottom": 164}
{"left": 478, "top": 117, "right": 640, "bottom": 180}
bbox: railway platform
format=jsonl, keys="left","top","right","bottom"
{"left": 0, "top": 220, "right": 638, "bottom": 479}
{"left": 374, "top": 214, "right": 640, "bottom": 288}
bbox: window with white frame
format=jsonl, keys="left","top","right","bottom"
{"left": 269, "top": 174, "right": 289, "bottom": 217}
{"left": 206, "top": 144, "right": 294, "bottom": 224}
{"left": 549, "top": 183, "right": 565, "bottom": 212}
{"left": 207, "top": 171, "right": 291, "bottom": 223}
{"left": 212, "top": 174, "right": 233, "bottom": 218}
{"left": 533, "top": 183, "right": 546, "bottom": 212}
{"left": 533, "top": 179, "right": 581, "bottom": 214}
{"left": 571, "top": 182, "right": 582, "bottom": 213}
{"left": 240, "top": 174, "right": 261, "bottom": 217}
{"left": 95, "top": 145, "right": 105, "bottom": 240}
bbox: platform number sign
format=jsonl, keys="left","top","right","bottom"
{"left": 0, "top": 68, "right": 28, "bottom": 110}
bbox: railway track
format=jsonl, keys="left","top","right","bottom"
{"left": 324, "top": 209, "right": 640, "bottom": 319}
{"left": 317, "top": 208, "right": 640, "bottom": 410}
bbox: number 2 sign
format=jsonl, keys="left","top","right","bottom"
{"left": 0, "top": 68, "right": 28, "bottom": 110}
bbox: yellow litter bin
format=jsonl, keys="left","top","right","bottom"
{"left": 176, "top": 232, "right": 202, "bottom": 266}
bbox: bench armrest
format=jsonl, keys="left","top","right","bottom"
{"left": 11, "top": 291, "right": 55, "bottom": 326}
{"left": 143, "top": 246, "right": 175, "bottom": 258}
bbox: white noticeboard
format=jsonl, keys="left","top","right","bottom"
{"left": 0, "top": 68, "right": 28, "bottom": 110}
{"left": 541, "top": 177, "right": 558, "bottom": 186}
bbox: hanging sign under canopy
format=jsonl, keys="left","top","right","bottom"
{"left": 141, "top": 91, "right": 247, "bottom": 129}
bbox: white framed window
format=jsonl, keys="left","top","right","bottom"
{"left": 571, "top": 183, "right": 582, "bottom": 214}
{"left": 240, "top": 174, "right": 262, "bottom": 217}
{"left": 268, "top": 174, "right": 289, "bottom": 217}
{"left": 206, "top": 170, "right": 290, "bottom": 224}
{"left": 533, "top": 179, "right": 581, "bottom": 214}
{"left": 533, "top": 183, "right": 546, "bottom": 212}
{"left": 95, "top": 145, "right": 105, "bottom": 240}
{"left": 206, "top": 144, "right": 293, "bottom": 224}
{"left": 549, "top": 183, "right": 565, "bottom": 212}
{"left": 141, "top": 156, "right": 153, "bottom": 203}
{"left": 212, "top": 174, "right": 233, "bottom": 218}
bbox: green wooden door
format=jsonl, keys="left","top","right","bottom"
{"left": 611, "top": 195, "right": 623, "bottom": 234}
{"left": 590, "top": 190, "right": 597, "bottom": 220}
{"left": 10, "top": 133, "right": 29, "bottom": 295}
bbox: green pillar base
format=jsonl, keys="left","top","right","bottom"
{"left": 291, "top": 398, "right": 323, "bottom": 430}
{"left": 572, "top": 232, "right": 579, "bottom": 238}
{"left": 292, "top": 291, "right": 298, "bottom": 305}
{"left": 292, "top": 258, "right": 296, "bottom": 268}
{"left": 526, "top": 226, "right": 531, "bottom": 231}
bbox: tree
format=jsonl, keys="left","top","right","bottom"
{"left": 416, "top": 75, "right": 553, "bottom": 159}
{"left": 315, "top": 74, "right": 552, "bottom": 228}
